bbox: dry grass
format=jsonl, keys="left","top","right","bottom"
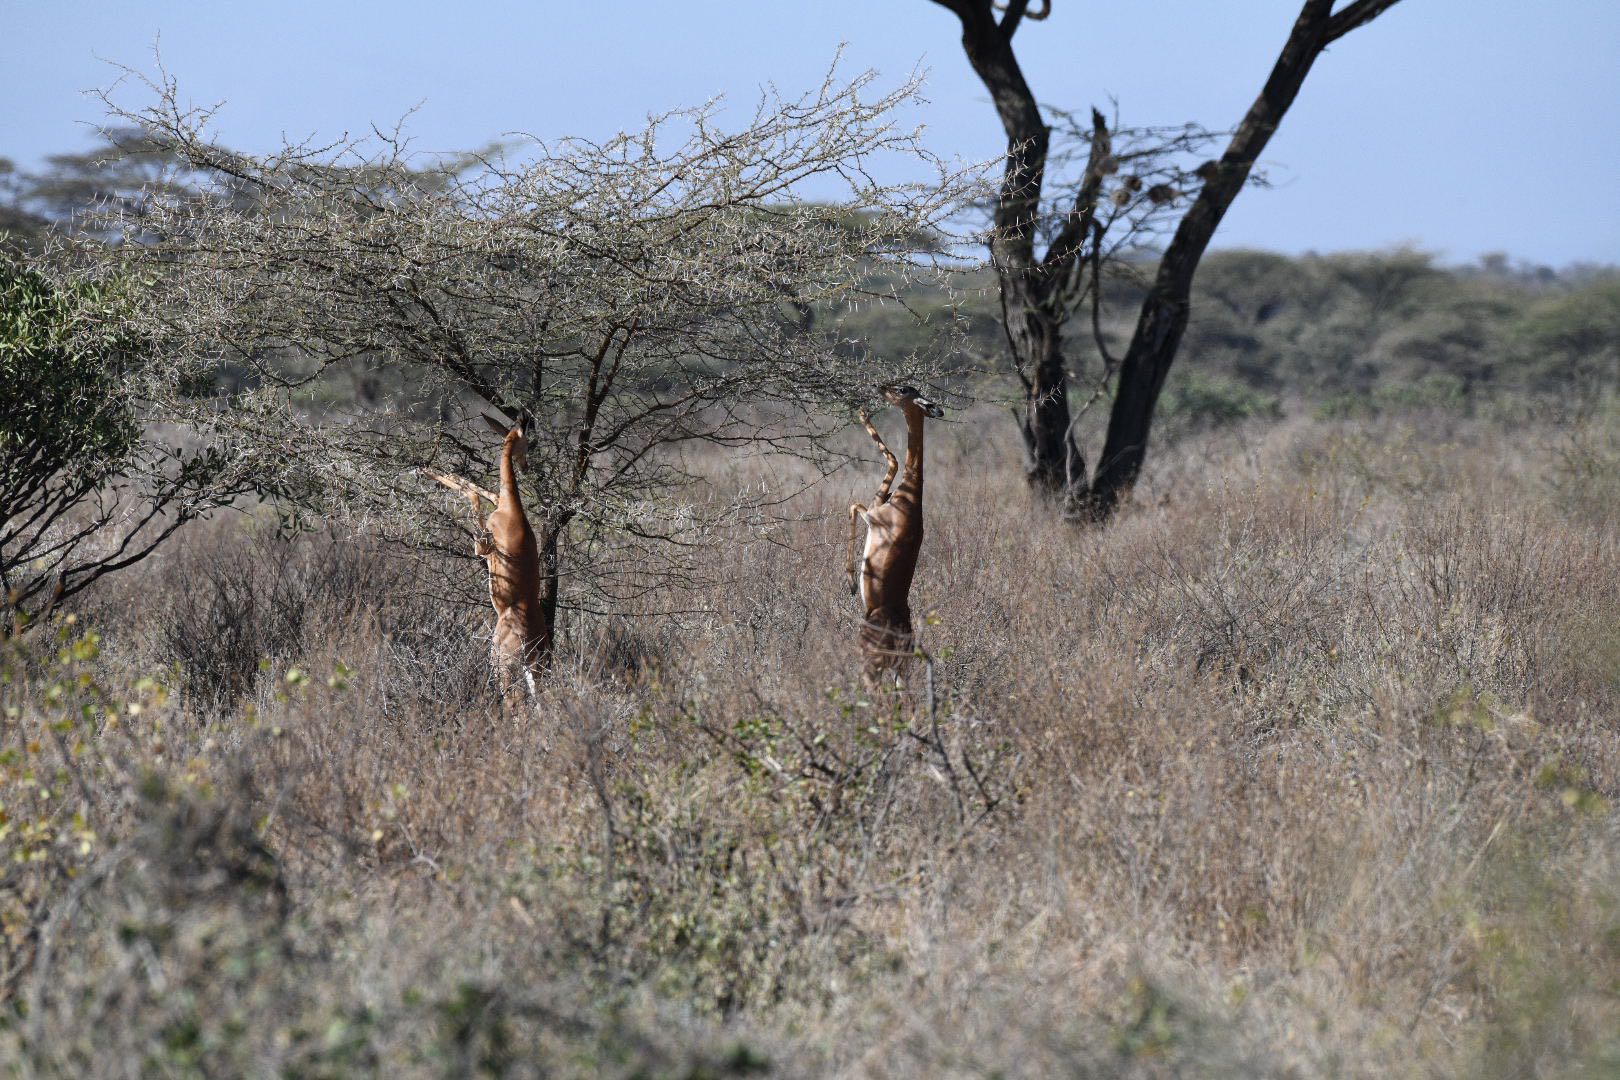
{"left": 3, "top": 408, "right": 1617, "bottom": 1077}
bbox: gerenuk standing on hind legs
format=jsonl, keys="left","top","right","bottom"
{"left": 426, "top": 410, "right": 548, "bottom": 707}
{"left": 846, "top": 385, "right": 944, "bottom": 687}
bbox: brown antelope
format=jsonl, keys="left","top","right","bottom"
{"left": 846, "top": 385, "right": 944, "bottom": 684}
{"left": 427, "top": 412, "right": 548, "bottom": 701}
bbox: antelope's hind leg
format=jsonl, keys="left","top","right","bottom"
{"left": 490, "top": 620, "right": 536, "bottom": 714}
{"left": 846, "top": 502, "right": 869, "bottom": 596}
{"left": 859, "top": 618, "right": 913, "bottom": 692}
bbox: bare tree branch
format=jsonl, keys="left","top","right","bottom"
{"left": 1325, "top": 0, "right": 1402, "bottom": 44}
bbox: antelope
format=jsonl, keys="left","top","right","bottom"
{"left": 427, "top": 412, "right": 548, "bottom": 702}
{"left": 846, "top": 385, "right": 944, "bottom": 684}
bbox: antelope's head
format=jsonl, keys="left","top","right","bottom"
{"left": 482, "top": 410, "right": 532, "bottom": 472}
{"left": 880, "top": 384, "right": 945, "bottom": 419}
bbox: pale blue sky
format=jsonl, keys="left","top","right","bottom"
{"left": 4, "top": 1, "right": 1617, "bottom": 264}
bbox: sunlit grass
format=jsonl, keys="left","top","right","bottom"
{"left": 3, "top": 409, "right": 1617, "bottom": 1077}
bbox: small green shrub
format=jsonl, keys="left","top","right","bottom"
{"left": 1317, "top": 372, "right": 1470, "bottom": 419}
{"left": 1161, "top": 370, "right": 1282, "bottom": 430}
{"left": 0, "top": 258, "right": 143, "bottom": 485}
{"left": 1509, "top": 280, "right": 1620, "bottom": 393}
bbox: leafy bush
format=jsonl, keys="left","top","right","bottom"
{"left": 0, "top": 257, "right": 243, "bottom": 627}
{"left": 1160, "top": 370, "right": 1282, "bottom": 430}
{"left": 1316, "top": 372, "right": 1470, "bottom": 419}
{"left": 1174, "top": 251, "right": 1620, "bottom": 412}
{"left": 1509, "top": 279, "right": 1620, "bottom": 393}
{"left": 0, "top": 259, "right": 142, "bottom": 486}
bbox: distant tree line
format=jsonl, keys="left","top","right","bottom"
{"left": 839, "top": 246, "right": 1620, "bottom": 432}
{"left": 6, "top": 127, "right": 1614, "bottom": 431}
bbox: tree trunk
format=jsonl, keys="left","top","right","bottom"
{"left": 1009, "top": 287, "right": 1085, "bottom": 494}
{"left": 942, "top": 0, "right": 1086, "bottom": 500}
{"left": 535, "top": 522, "right": 561, "bottom": 667}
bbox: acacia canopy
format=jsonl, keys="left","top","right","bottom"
{"left": 105, "top": 65, "right": 971, "bottom": 655}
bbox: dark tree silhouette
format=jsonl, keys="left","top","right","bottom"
{"left": 926, "top": 0, "right": 1405, "bottom": 518}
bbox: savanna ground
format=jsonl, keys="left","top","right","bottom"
{"left": 3, "top": 402, "right": 1619, "bottom": 1077}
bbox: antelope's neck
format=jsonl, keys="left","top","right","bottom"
{"left": 499, "top": 434, "right": 524, "bottom": 513}
{"left": 902, "top": 406, "right": 926, "bottom": 491}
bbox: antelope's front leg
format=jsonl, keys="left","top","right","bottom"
{"left": 467, "top": 490, "right": 495, "bottom": 557}
{"left": 846, "top": 502, "right": 868, "bottom": 596}
{"left": 859, "top": 409, "right": 899, "bottom": 503}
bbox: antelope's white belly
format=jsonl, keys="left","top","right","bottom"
{"left": 860, "top": 518, "right": 882, "bottom": 609}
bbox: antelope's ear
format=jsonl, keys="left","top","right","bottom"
{"left": 481, "top": 412, "right": 510, "bottom": 437}
{"left": 518, "top": 409, "right": 533, "bottom": 437}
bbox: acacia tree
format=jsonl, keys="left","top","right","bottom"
{"left": 927, "top": 0, "right": 1404, "bottom": 517}
{"left": 107, "top": 68, "right": 965, "bottom": 664}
